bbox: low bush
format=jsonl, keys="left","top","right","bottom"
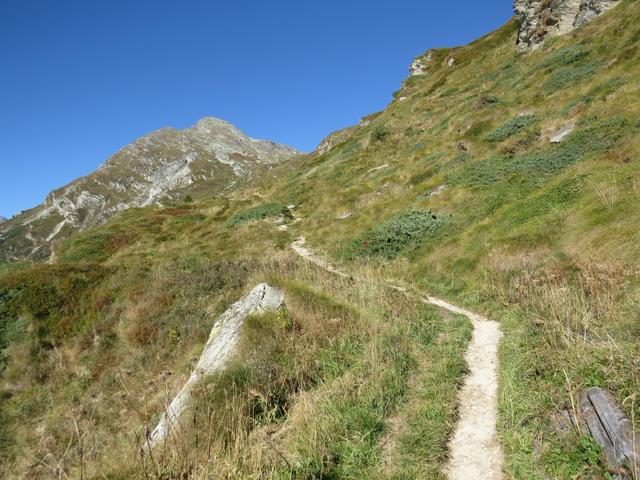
{"left": 371, "top": 126, "right": 390, "bottom": 143}
{"left": 486, "top": 114, "right": 538, "bottom": 142}
{"left": 57, "top": 207, "right": 203, "bottom": 262}
{"left": 537, "top": 46, "right": 591, "bottom": 71}
{"left": 225, "top": 203, "right": 291, "bottom": 227}
{"left": 0, "top": 263, "right": 110, "bottom": 341}
{"left": 477, "top": 94, "right": 501, "bottom": 108}
{"left": 344, "top": 209, "right": 450, "bottom": 259}
{"left": 544, "top": 63, "right": 599, "bottom": 92}
{"left": 453, "top": 117, "right": 634, "bottom": 189}
{"left": 424, "top": 76, "right": 447, "bottom": 97}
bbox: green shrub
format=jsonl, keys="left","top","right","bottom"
{"left": 344, "top": 209, "right": 450, "bottom": 259}
{"left": 334, "top": 140, "right": 362, "bottom": 161}
{"left": 486, "top": 114, "right": 538, "bottom": 142}
{"left": 371, "top": 126, "right": 390, "bottom": 143}
{"left": 478, "top": 94, "right": 501, "bottom": 108}
{"left": 544, "top": 63, "right": 599, "bottom": 92}
{"left": 538, "top": 46, "right": 590, "bottom": 71}
{"left": 452, "top": 117, "right": 634, "bottom": 189}
{"left": 408, "top": 169, "right": 437, "bottom": 187}
{"left": 57, "top": 208, "right": 200, "bottom": 262}
{"left": 404, "top": 74, "right": 428, "bottom": 88}
{"left": 410, "top": 140, "right": 431, "bottom": 152}
{"left": 225, "top": 203, "right": 291, "bottom": 227}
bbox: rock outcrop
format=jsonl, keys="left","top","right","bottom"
{"left": 315, "top": 112, "right": 381, "bottom": 155}
{"left": 315, "top": 126, "right": 357, "bottom": 155}
{"left": 0, "top": 118, "right": 299, "bottom": 261}
{"left": 550, "top": 122, "right": 576, "bottom": 143}
{"left": 409, "top": 50, "right": 434, "bottom": 76}
{"left": 145, "top": 284, "right": 285, "bottom": 450}
{"left": 515, "top": 0, "right": 620, "bottom": 51}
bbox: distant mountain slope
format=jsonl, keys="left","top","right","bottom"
{"left": 0, "top": 117, "right": 299, "bottom": 261}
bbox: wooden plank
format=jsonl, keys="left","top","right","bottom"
{"left": 580, "top": 387, "right": 640, "bottom": 479}
{"left": 588, "top": 389, "right": 639, "bottom": 466}
{"left": 580, "top": 393, "right": 618, "bottom": 466}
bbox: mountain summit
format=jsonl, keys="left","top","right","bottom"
{"left": 0, "top": 118, "right": 299, "bottom": 261}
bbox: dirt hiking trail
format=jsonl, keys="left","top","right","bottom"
{"left": 290, "top": 236, "right": 504, "bottom": 479}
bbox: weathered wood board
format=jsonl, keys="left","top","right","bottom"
{"left": 580, "top": 387, "right": 639, "bottom": 479}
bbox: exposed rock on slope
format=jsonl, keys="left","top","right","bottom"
{"left": 0, "top": 118, "right": 299, "bottom": 261}
{"left": 0, "top": 217, "right": 6, "bottom": 224}
{"left": 407, "top": 48, "right": 460, "bottom": 80}
{"left": 409, "top": 50, "right": 437, "bottom": 77}
{"left": 515, "top": 0, "right": 620, "bottom": 50}
{"left": 315, "top": 112, "right": 380, "bottom": 155}
{"left": 409, "top": 50, "right": 433, "bottom": 76}
{"left": 316, "top": 126, "right": 358, "bottom": 155}
{"left": 146, "top": 284, "right": 284, "bottom": 449}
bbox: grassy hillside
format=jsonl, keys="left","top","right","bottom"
{"left": 1, "top": 1, "right": 640, "bottom": 478}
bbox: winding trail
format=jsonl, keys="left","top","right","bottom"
{"left": 426, "top": 297, "right": 504, "bottom": 480}
{"left": 290, "top": 236, "right": 504, "bottom": 479}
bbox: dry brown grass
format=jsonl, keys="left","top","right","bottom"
{"left": 493, "top": 256, "right": 627, "bottom": 348}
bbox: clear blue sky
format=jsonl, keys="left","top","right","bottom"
{"left": 0, "top": 1, "right": 512, "bottom": 218}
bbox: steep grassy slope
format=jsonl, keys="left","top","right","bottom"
{"left": 1, "top": 1, "right": 640, "bottom": 478}
{"left": 262, "top": 2, "right": 640, "bottom": 477}
{"left": 0, "top": 200, "right": 471, "bottom": 478}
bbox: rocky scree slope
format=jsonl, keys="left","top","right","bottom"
{"left": 0, "top": 117, "right": 299, "bottom": 262}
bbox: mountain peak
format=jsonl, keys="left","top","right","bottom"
{"left": 194, "top": 116, "right": 236, "bottom": 129}
{"left": 0, "top": 117, "right": 299, "bottom": 262}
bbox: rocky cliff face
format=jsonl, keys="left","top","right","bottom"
{"left": 0, "top": 117, "right": 299, "bottom": 261}
{"left": 409, "top": 50, "right": 434, "bottom": 76}
{"left": 515, "top": 0, "right": 620, "bottom": 50}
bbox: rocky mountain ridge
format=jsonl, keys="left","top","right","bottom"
{"left": 0, "top": 117, "right": 299, "bottom": 261}
{"left": 407, "top": 0, "right": 621, "bottom": 75}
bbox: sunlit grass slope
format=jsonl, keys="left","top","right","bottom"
{"left": 1, "top": 1, "right": 640, "bottom": 478}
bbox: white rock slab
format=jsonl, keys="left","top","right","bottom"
{"left": 144, "top": 283, "right": 284, "bottom": 450}
{"left": 550, "top": 123, "right": 575, "bottom": 143}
